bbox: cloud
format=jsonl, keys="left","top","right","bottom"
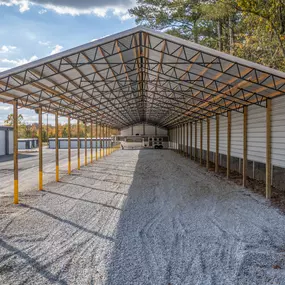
{"left": 0, "top": 45, "right": 17, "bottom": 53}
{"left": 0, "top": 55, "right": 38, "bottom": 67}
{"left": 38, "top": 8, "right": 47, "bottom": 14}
{"left": 0, "top": 0, "right": 135, "bottom": 19}
{"left": 38, "top": 40, "right": 50, "bottom": 46}
{"left": 50, "top": 45, "right": 63, "bottom": 55}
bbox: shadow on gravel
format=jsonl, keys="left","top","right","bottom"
{"left": 21, "top": 204, "right": 114, "bottom": 242}
{"left": 0, "top": 238, "right": 68, "bottom": 285}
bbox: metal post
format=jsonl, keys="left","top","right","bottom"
{"left": 55, "top": 112, "right": 59, "bottom": 182}
{"left": 215, "top": 114, "right": 219, "bottom": 173}
{"left": 227, "top": 111, "right": 231, "bottom": 179}
{"left": 95, "top": 120, "right": 98, "bottom": 160}
{"left": 190, "top": 122, "right": 193, "bottom": 159}
{"left": 84, "top": 121, "right": 87, "bottom": 166}
{"left": 91, "top": 121, "right": 93, "bottom": 163}
{"left": 13, "top": 100, "right": 19, "bottom": 204}
{"left": 206, "top": 118, "right": 210, "bottom": 169}
{"left": 68, "top": 116, "right": 71, "bottom": 175}
{"left": 266, "top": 99, "right": 272, "bottom": 198}
{"left": 104, "top": 125, "right": 106, "bottom": 156}
{"left": 186, "top": 123, "right": 189, "bottom": 157}
{"left": 194, "top": 121, "right": 197, "bottom": 161}
{"left": 243, "top": 106, "right": 248, "bottom": 187}
{"left": 200, "top": 120, "right": 203, "bottom": 165}
{"left": 99, "top": 124, "right": 102, "bottom": 159}
{"left": 77, "top": 119, "right": 80, "bottom": 170}
{"left": 39, "top": 107, "right": 43, "bottom": 190}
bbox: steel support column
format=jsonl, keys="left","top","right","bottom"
{"left": 13, "top": 100, "right": 19, "bottom": 204}
{"left": 227, "top": 111, "right": 231, "bottom": 179}
{"left": 190, "top": 122, "right": 193, "bottom": 159}
{"left": 206, "top": 118, "right": 210, "bottom": 169}
{"left": 77, "top": 120, "right": 80, "bottom": 170}
{"left": 68, "top": 116, "right": 71, "bottom": 175}
{"left": 200, "top": 120, "right": 203, "bottom": 165}
{"left": 55, "top": 112, "right": 59, "bottom": 182}
{"left": 266, "top": 99, "right": 272, "bottom": 199}
{"left": 85, "top": 121, "right": 87, "bottom": 166}
{"left": 215, "top": 115, "right": 219, "bottom": 173}
{"left": 39, "top": 107, "right": 43, "bottom": 189}
{"left": 91, "top": 121, "right": 93, "bottom": 163}
{"left": 95, "top": 121, "right": 98, "bottom": 160}
{"left": 243, "top": 106, "right": 248, "bottom": 187}
{"left": 194, "top": 121, "right": 197, "bottom": 161}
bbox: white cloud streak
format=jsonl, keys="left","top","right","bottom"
{"left": 0, "top": 0, "right": 135, "bottom": 20}
{"left": 50, "top": 45, "right": 63, "bottom": 55}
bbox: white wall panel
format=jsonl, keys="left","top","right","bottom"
{"left": 0, "top": 130, "right": 5, "bottom": 155}
{"left": 196, "top": 122, "right": 201, "bottom": 150}
{"left": 202, "top": 120, "right": 207, "bottom": 151}
{"left": 145, "top": 125, "right": 155, "bottom": 135}
{"left": 120, "top": 124, "right": 167, "bottom": 136}
{"left": 219, "top": 116, "right": 227, "bottom": 155}
{"left": 247, "top": 104, "right": 266, "bottom": 163}
{"left": 133, "top": 125, "right": 144, "bottom": 135}
{"left": 8, "top": 130, "right": 13, "bottom": 154}
{"left": 272, "top": 96, "right": 285, "bottom": 168}
{"left": 231, "top": 111, "right": 243, "bottom": 158}
{"left": 210, "top": 118, "right": 216, "bottom": 152}
{"left": 157, "top": 127, "right": 167, "bottom": 135}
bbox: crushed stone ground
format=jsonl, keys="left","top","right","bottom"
{"left": 0, "top": 149, "right": 285, "bottom": 285}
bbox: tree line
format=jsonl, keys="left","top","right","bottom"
{"left": 4, "top": 114, "right": 118, "bottom": 142}
{"left": 130, "top": 0, "right": 285, "bottom": 70}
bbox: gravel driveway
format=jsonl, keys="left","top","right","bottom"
{"left": 0, "top": 149, "right": 285, "bottom": 285}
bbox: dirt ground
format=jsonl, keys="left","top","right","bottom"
{"left": 0, "top": 150, "right": 285, "bottom": 285}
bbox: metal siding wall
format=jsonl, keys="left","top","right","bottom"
{"left": 157, "top": 127, "right": 168, "bottom": 136}
{"left": 133, "top": 125, "right": 144, "bottom": 135}
{"left": 231, "top": 111, "right": 243, "bottom": 158}
{"left": 8, "top": 130, "right": 13, "bottom": 154}
{"left": 196, "top": 122, "right": 201, "bottom": 150}
{"left": 219, "top": 116, "right": 227, "bottom": 155}
{"left": 210, "top": 118, "right": 216, "bottom": 152}
{"left": 145, "top": 125, "right": 155, "bottom": 135}
{"left": 272, "top": 96, "right": 285, "bottom": 168}
{"left": 202, "top": 120, "right": 207, "bottom": 151}
{"left": 0, "top": 130, "right": 5, "bottom": 155}
{"left": 247, "top": 104, "right": 266, "bottom": 163}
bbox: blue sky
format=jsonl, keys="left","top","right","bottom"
{"left": 0, "top": 0, "right": 136, "bottom": 125}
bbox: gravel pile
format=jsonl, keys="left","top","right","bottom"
{"left": 0, "top": 149, "right": 285, "bottom": 285}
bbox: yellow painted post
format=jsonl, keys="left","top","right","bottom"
{"left": 84, "top": 121, "right": 87, "bottom": 166}
{"left": 68, "top": 116, "right": 71, "bottom": 175}
{"left": 215, "top": 114, "right": 219, "bottom": 173}
{"left": 243, "top": 106, "right": 248, "bottom": 187}
{"left": 190, "top": 122, "right": 193, "bottom": 159}
{"left": 227, "top": 111, "right": 231, "bottom": 179}
{"left": 99, "top": 124, "right": 102, "bottom": 159}
{"left": 39, "top": 107, "right": 43, "bottom": 190}
{"left": 194, "top": 121, "right": 197, "bottom": 161}
{"left": 95, "top": 121, "right": 98, "bottom": 160}
{"left": 206, "top": 118, "right": 210, "bottom": 169}
{"left": 77, "top": 119, "right": 80, "bottom": 170}
{"left": 55, "top": 112, "right": 59, "bottom": 182}
{"left": 91, "top": 121, "right": 93, "bottom": 163}
{"left": 266, "top": 99, "right": 272, "bottom": 199}
{"left": 13, "top": 100, "right": 19, "bottom": 204}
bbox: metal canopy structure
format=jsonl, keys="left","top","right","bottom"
{"left": 1, "top": 26, "right": 285, "bottom": 129}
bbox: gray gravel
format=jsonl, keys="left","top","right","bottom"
{"left": 0, "top": 149, "right": 285, "bottom": 285}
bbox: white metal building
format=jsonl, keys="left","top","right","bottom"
{"left": 0, "top": 126, "right": 13, "bottom": 156}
